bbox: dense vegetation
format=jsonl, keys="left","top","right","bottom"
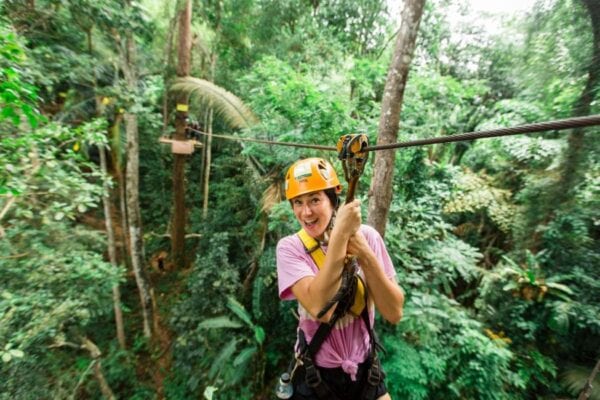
{"left": 1, "top": 0, "right": 598, "bottom": 399}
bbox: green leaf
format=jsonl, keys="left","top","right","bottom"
{"left": 203, "top": 386, "right": 218, "bottom": 400}
{"left": 9, "top": 349, "right": 24, "bottom": 358}
{"left": 208, "top": 338, "right": 238, "bottom": 380}
{"left": 171, "top": 77, "right": 258, "bottom": 129}
{"left": 254, "top": 326, "right": 265, "bottom": 345}
{"left": 227, "top": 297, "right": 253, "bottom": 327}
{"left": 233, "top": 346, "right": 257, "bottom": 367}
{"left": 2, "top": 353, "right": 11, "bottom": 363}
{"left": 197, "top": 316, "right": 243, "bottom": 329}
{"left": 546, "top": 282, "right": 574, "bottom": 295}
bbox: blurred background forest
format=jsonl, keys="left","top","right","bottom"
{"left": 1, "top": 0, "right": 599, "bottom": 399}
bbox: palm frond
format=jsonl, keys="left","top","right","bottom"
{"left": 561, "top": 364, "right": 600, "bottom": 400}
{"left": 170, "top": 77, "right": 258, "bottom": 129}
{"left": 260, "top": 181, "right": 283, "bottom": 214}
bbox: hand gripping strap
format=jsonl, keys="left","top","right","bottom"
{"left": 297, "top": 229, "right": 366, "bottom": 316}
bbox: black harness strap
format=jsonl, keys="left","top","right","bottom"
{"left": 298, "top": 329, "right": 341, "bottom": 400}
{"left": 298, "top": 274, "right": 382, "bottom": 400}
{"left": 359, "top": 295, "right": 383, "bottom": 400}
{"left": 296, "top": 232, "right": 383, "bottom": 399}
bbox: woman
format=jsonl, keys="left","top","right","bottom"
{"left": 276, "top": 157, "right": 404, "bottom": 400}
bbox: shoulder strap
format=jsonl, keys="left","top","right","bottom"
{"left": 297, "top": 229, "right": 366, "bottom": 316}
{"left": 297, "top": 228, "right": 326, "bottom": 265}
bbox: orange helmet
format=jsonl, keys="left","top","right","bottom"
{"left": 285, "top": 158, "right": 342, "bottom": 200}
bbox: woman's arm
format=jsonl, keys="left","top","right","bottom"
{"left": 291, "top": 200, "right": 362, "bottom": 322}
{"left": 347, "top": 232, "right": 404, "bottom": 324}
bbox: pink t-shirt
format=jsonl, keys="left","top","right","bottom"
{"left": 276, "top": 224, "right": 396, "bottom": 380}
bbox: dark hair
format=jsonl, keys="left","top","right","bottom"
{"left": 288, "top": 188, "right": 340, "bottom": 209}
{"left": 324, "top": 188, "right": 340, "bottom": 209}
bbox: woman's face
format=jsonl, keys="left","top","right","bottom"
{"left": 291, "top": 190, "right": 334, "bottom": 240}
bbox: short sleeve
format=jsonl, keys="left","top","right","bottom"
{"left": 361, "top": 224, "right": 396, "bottom": 280}
{"left": 276, "top": 235, "right": 317, "bottom": 300}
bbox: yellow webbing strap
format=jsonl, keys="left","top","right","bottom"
{"left": 297, "top": 229, "right": 366, "bottom": 316}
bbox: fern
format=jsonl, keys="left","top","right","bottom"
{"left": 444, "top": 168, "right": 516, "bottom": 233}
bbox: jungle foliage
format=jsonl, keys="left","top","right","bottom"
{"left": 1, "top": 0, "right": 599, "bottom": 399}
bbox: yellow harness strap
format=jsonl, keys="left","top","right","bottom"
{"left": 297, "top": 229, "right": 366, "bottom": 316}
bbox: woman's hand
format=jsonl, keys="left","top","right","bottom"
{"left": 346, "top": 231, "right": 374, "bottom": 263}
{"left": 331, "top": 199, "right": 362, "bottom": 240}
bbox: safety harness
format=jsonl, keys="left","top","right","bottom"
{"left": 297, "top": 229, "right": 366, "bottom": 316}
{"left": 294, "top": 228, "right": 383, "bottom": 400}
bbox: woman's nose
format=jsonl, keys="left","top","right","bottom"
{"left": 301, "top": 203, "right": 313, "bottom": 216}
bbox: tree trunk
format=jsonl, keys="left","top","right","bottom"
{"left": 99, "top": 146, "right": 126, "bottom": 349}
{"left": 171, "top": 0, "right": 192, "bottom": 269}
{"left": 162, "top": 12, "right": 178, "bottom": 132}
{"left": 125, "top": 112, "right": 154, "bottom": 338}
{"left": 556, "top": 0, "right": 600, "bottom": 205}
{"left": 118, "top": 19, "right": 154, "bottom": 338}
{"left": 109, "top": 114, "right": 131, "bottom": 267}
{"left": 91, "top": 25, "right": 127, "bottom": 348}
{"left": 201, "top": 6, "right": 221, "bottom": 220}
{"left": 366, "top": 0, "right": 425, "bottom": 237}
{"left": 202, "top": 107, "right": 213, "bottom": 219}
{"left": 80, "top": 338, "right": 116, "bottom": 400}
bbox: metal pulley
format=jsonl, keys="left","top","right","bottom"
{"left": 336, "top": 134, "right": 369, "bottom": 203}
{"left": 314, "top": 134, "right": 370, "bottom": 320}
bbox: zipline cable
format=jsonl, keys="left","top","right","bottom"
{"left": 186, "top": 129, "right": 336, "bottom": 151}
{"left": 186, "top": 114, "right": 600, "bottom": 153}
{"left": 365, "top": 114, "right": 600, "bottom": 151}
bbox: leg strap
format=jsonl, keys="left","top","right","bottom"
{"left": 302, "top": 356, "right": 341, "bottom": 400}
{"left": 359, "top": 355, "right": 383, "bottom": 400}
{"left": 298, "top": 329, "right": 341, "bottom": 400}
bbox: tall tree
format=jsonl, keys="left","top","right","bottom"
{"left": 171, "top": 0, "right": 192, "bottom": 269}
{"left": 117, "top": 6, "right": 155, "bottom": 338}
{"left": 367, "top": 0, "right": 426, "bottom": 236}
{"left": 556, "top": 0, "right": 600, "bottom": 204}
{"left": 99, "top": 144, "right": 126, "bottom": 349}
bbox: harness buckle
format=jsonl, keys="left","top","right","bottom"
{"left": 303, "top": 359, "right": 322, "bottom": 387}
{"left": 305, "top": 243, "right": 320, "bottom": 254}
{"left": 367, "top": 358, "right": 382, "bottom": 386}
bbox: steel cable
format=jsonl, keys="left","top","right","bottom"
{"left": 187, "top": 114, "right": 600, "bottom": 153}
{"left": 186, "top": 128, "right": 336, "bottom": 151}
{"left": 365, "top": 114, "right": 600, "bottom": 151}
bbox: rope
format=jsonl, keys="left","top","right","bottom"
{"left": 187, "top": 114, "right": 600, "bottom": 153}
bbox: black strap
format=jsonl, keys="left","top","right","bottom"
{"left": 297, "top": 249, "right": 383, "bottom": 399}
{"left": 317, "top": 259, "right": 358, "bottom": 318}
{"left": 298, "top": 330, "right": 341, "bottom": 400}
{"left": 306, "top": 269, "right": 358, "bottom": 358}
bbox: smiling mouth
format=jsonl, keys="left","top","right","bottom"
{"left": 304, "top": 219, "right": 318, "bottom": 228}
